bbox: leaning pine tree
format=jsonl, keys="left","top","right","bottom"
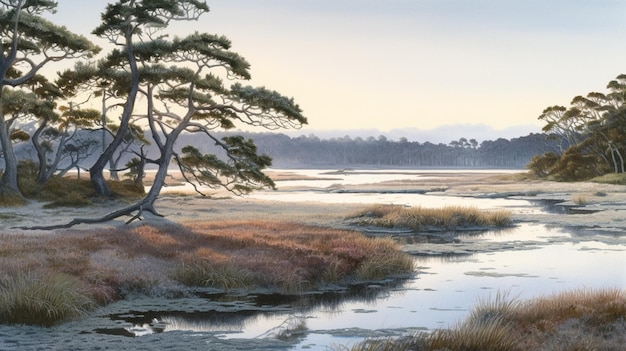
{"left": 44, "top": 1, "right": 306, "bottom": 228}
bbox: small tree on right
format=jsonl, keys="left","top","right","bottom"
{"left": 531, "top": 74, "right": 626, "bottom": 181}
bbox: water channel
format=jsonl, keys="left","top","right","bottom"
{"left": 3, "top": 169, "right": 625, "bottom": 351}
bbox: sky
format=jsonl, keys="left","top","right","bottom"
{"left": 50, "top": 1, "right": 626, "bottom": 142}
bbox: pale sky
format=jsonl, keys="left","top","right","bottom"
{"left": 50, "top": 1, "right": 626, "bottom": 140}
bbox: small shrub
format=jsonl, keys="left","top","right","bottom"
{"left": 526, "top": 152, "right": 560, "bottom": 178}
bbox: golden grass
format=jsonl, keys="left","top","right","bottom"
{"left": 346, "top": 288, "right": 626, "bottom": 351}
{"left": 0, "top": 220, "right": 414, "bottom": 326}
{"left": 350, "top": 205, "right": 512, "bottom": 231}
{"left": 0, "top": 272, "right": 96, "bottom": 326}
{"left": 571, "top": 194, "right": 588, "bottom": 206}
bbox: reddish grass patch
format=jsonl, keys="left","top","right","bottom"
{"left": 1, "top": 220, "right": 413, "bottom": 322}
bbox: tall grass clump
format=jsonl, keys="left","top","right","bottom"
{"left": 0, "top": 272, "right": 97, "bottom": 326}
{"left": 344, "top": 288, "right": 626, "bottom": 351}
{"left": 350, "top": 205, "right": 512, "bottom": 231}
{"left": 354, "top": 237, "right": 415, "bottom": 281}
{"left": 511, "top": 288, "right": 626, "bottom": 328}
{"left": 173, "top": 259, "right": 256, "bottom": 289}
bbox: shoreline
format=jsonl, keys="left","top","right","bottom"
{"left": 3, "top": 170, "right": 626, "bottom": 239}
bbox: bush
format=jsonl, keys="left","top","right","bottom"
{"left": 526, "top": 152, "right": 560, "bottom": 178}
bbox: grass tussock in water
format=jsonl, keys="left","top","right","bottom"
{"left": 344, "top": 288, "right": 626, "bottom": 351}
{"left": 350, "top": 205, "right": 512, "bottom": 231}
{"left": 0, "top": 220, "right": 414, "bottom": 325}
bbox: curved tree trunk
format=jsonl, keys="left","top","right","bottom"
{"left": 32, "top": 121, "right": 49, "bottom": 184}
{"left": 90, "top": 27, "right": 140, "bottom": 197}
{"left": 0, "top": 112, "right": 23, "bottom": 200}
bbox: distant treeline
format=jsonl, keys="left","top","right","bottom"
{"left": 181, "top": 132, "right": 563, "bottom": 169}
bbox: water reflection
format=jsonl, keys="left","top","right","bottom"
{"left": 94, "top": 281, "right": 409, "bottom": 339}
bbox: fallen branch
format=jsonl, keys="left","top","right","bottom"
{"left": 13, "top": 201, "right": 161, "bottom": 231}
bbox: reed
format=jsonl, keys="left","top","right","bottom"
{"left": 350, "top": 205, "right": 512, "bottom": 230}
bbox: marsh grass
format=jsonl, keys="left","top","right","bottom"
{"left": 350, "top": 205, "right": 512, "bottom": 231}
{"left": 174, "top": 260, "right": 255, "bottom": 289}
{"left": 0, "top": 186, "right": 26, "bottom": 207}
{"left": 13, "top": 162, "right": 144, "bottom": 208}
{"left": 345, "top": 288, "right": 626, "bottom": 351}
{"left": 0, "top": 272, "right": 96, "bottom": 326}
{"left": 0, "top": 220, "right": 413, "bottom": 326}
{"left": 571, "top": 194, "right": 588, "bottom": 206}
{"left": 591, "top": 172, "right": 626, "bottom": 185}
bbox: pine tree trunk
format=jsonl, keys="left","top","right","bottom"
{"left": 0, "top": 113, "right": 23, "bottom": 199}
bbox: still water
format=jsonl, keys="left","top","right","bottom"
{"left": 6, "top": 169, "right": 623, "bottom": 351}
{"left": 241, "top": 169, "right": 625, "bottom": 349}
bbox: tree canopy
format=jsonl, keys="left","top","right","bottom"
{"left": 529, "top": 74, "right": 626, "bottom": 180}
{"left": 2, "top": 0, "right": 307, "bottom": 226}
